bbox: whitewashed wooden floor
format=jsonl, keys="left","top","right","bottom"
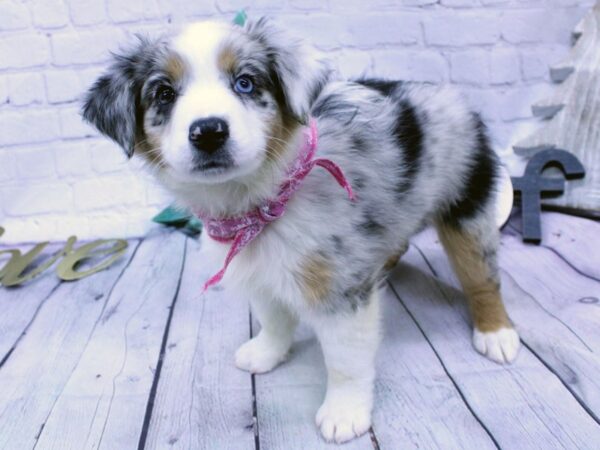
{"left": 0, "top": 211, "right": 599, "bottom": 450}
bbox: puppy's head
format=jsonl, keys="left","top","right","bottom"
{"left": 82, "top": 19, "right": 329, "bottom": 185}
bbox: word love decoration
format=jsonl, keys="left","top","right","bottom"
{"left": 0, "top": 226, "right": 128, "bottom": 287}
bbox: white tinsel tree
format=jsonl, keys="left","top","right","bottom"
{"left": 514, "top": 1, "right": 600, "bottom": 213}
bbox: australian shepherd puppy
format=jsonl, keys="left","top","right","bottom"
{"left": 83, "top": 18, "right": 520, "bottom": 443}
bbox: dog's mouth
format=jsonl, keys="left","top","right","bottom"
{"left": 192, "top": 155, "right": 235, "bottom": 175}
{"left": 195, "top": 161, "right": 231, "bottom": 172}
{"left": 184, "top": 147, "right": 262, "bottom": 184}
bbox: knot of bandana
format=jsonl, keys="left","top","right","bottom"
{"left": 194, "top": 118, "right": 356, "bottom": 293}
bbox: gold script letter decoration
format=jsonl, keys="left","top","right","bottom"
{"left": 56, "top": 239, "right": 128, "bottom": 281}
{"left": 0, "top": 237, "right": 77, "bottom": 287}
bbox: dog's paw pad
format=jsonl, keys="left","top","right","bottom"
{"left": 234, "top": 336, "right": 287, "bottom": 374}
{"left": 473, "top": 327, "right": 520, "bottom": 364}
{"left": 316, "top": 398, "right": 371, "bottom": 443}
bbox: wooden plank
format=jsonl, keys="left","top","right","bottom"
{"left": 414, "top": 227, "right": 600, "bottom": 423}
{"left": 31, "top": 230, "right": 187, "bottom": 450}
{"left": 508, "top": 211, "right": 600, "bottom": 280}
{"left": 0, "top": 244, "right": 63, "bottom": 362}
{"left": 144, "top": 238, "right": 256, "bottom": 450}
{"left": 389, "top": 243, "right": 600, "bottom": 449}
{"left": 500, "top": 231, "right": 600, "bottom": 351}
{"left": 0, "top": 240, "right": 139, "bottom": 450}
{"left": 373, "top": 286, "right": 496, "bottom": 449}
{"left": 252, "top": 322, "right": 373, "bottom": 450}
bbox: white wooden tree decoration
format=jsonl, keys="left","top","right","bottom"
{"left": 513, "top": 1, "right": 600, "bottom": 213}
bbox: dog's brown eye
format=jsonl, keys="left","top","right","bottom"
{"left": 157, "top": 86, "right": 176, "bottom": 105}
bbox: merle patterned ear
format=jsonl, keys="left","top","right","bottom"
{"left": 245, "top": 18, "right": 331, "bottom": 123}
{"left": 82, "top": 37, "right": 158, "bottom": 158}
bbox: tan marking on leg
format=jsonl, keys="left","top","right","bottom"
{"left": 383, "top": 252, "right": 402, "bottom": 273}
{"left": 297, "top": 252, "right": 332, "bottom": 306}
{"left": 382, "top": 243, "right": 409, "bottom": 273}
{"left": 437, "top": 223, "right": 511, "bottom": 332}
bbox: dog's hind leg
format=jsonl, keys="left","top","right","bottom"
{"left": 435, "top": 215, "right": 520, "bottom": 364}
{"left": 235, "top": 296, "right": 298, "bottom": 374}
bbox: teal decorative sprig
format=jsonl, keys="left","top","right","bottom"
{"left": 233, "top": 10, "right": 247, "bottom": 26}
{"left": 152, "top": 205, "right": 202, "bottom": 237}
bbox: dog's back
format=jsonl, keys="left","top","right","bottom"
{"left": 312, "top": 78, "right": 499, "bottom": 234}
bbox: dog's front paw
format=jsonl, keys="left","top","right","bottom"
{"left": 316, "top": 392, "right": 372, "bottom": 443}
{"left": 234, "top": 333, "right": 289, "bottom": 374}
{"left": 473, "top": 327, "right": 520, "bottom": 364}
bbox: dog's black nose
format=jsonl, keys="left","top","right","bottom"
{"left": 188, "top": 117, "right": 229, "bottom": 153}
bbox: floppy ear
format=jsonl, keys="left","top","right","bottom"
{"left": 245, "top": 18, "right": 331, "bottom": 124}
{"left": 81, "top": 37, "right": 157, "bottom": 158}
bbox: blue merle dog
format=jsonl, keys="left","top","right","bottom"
{"left": 82, "top": 18, "right": 519, "bottom": 443}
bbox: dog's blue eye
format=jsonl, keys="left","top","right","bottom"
{"left": 234, "top": 76, "right": 254, "bottom": 94}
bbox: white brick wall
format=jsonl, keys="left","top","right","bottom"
{"left": 0, "top": 0, "right": 594, "bottom": 243}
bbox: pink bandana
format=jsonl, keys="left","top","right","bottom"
{"left": 195, "top": 118, "right": 356, "bottom": 292}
